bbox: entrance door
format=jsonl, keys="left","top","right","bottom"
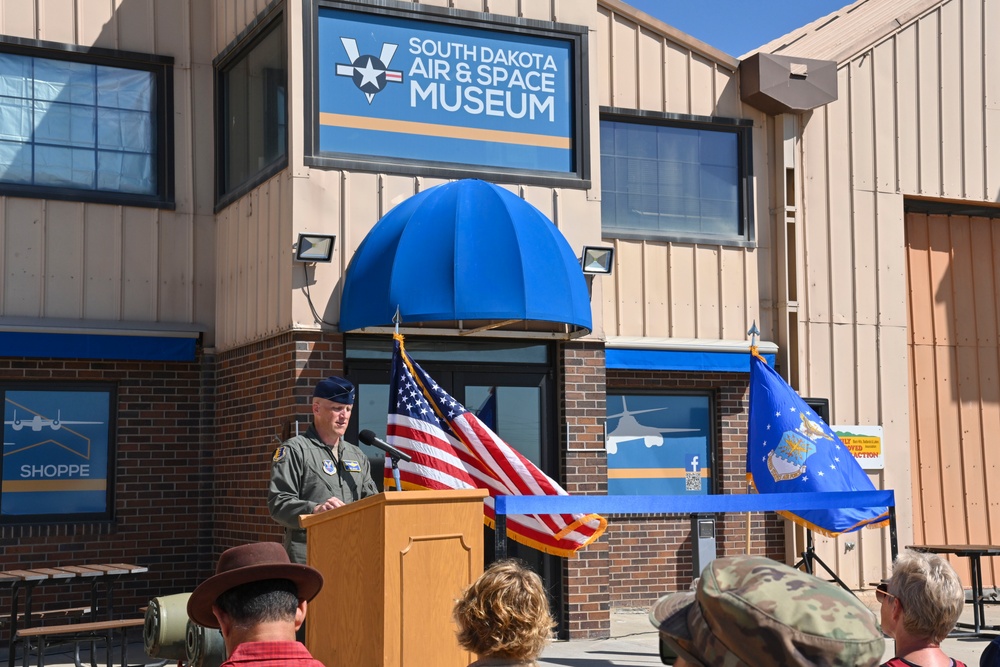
{"left": 345, "top": 337, "right": 565, "bottom": 633}
{"left": 456, "top": 374, "right": 563, "bottom": 633}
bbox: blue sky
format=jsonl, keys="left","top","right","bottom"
{"left": 623, "top": 1, "right": 856, "bottom": 58}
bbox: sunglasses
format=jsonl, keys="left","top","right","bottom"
{"left": 875, "top": 583, "right": 899, "bottom": 606}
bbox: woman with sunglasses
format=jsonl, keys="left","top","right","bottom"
{"left": 879, "top": 550, "right": 967, "bottom": 667}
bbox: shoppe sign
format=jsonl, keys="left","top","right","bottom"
{"left": 311, "top": 2, "right": 587, "bottom": 181}
{"left": 2, "top": 385, "right": 114, "bottom": 522}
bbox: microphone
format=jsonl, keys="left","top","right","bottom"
{"left": 358, "top": 429, "right": 413, "bottom": 462}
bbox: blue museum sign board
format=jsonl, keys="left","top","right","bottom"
{"left": 313, "top": 2, "right": 587, "bottom": 180}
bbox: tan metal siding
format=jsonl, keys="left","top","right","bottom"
{"left": 78, "top": 1, "right": 115, "bottom": 46}
{"left": 960, "top": 0, "right": 986, "bottom": 198}
{"left": 917, "top": 12, "right": 943, "bottom": 194}
{"left": 39, "top": 0, "right": 75, "bottom": 43}
{"left": 0, "top": 0, "right": 37, "bottom": 38}
{"left": 755, "top": 0, "right": 943, "bottom": 63}
{"left": 784, "top": 0, "right": 1000, "bottom": 587}
{"left": 0, "top": 0, "right": 215, "bottom": 342}
{"left": 940, "top": 1, "right": 963, "bottom": 198}
{"left": 121, "top": 208, "right": 158, "bottom": 321}
{"left": 211, "top": 1, "right": 610, "bottom": 350}
{"left": 895, "top": 24, "right": 919, "bottom": 194}
{"left": 850, "top": 53, "right": 875, "bottom": 194}
{"left": 600, "top": 238, "right": 758, "bottom": 342}
{"left": 790, "top": 0, "right": 1000, "bottom": 200}
{"left": 215, "top": 0, "right": 274, "bottom": 52}
{"left": 83, "top": 206, "right": 122, "bottom": 318}
{"left": 596, "top": 3, "right": 739, "bottom": 114}
{"left": 592, "top": 2, "right": 758, "bottom": 342}
{"left": 216, "top": 174, "right": 293, "bottom": 349}
{"left": 906, "top": 212, "right": 1000, "bottom": 586}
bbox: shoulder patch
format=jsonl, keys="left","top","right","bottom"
{"left": 272, "top": 446, "right": 287, "bottom": 462}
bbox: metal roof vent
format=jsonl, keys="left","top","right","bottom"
{"left": 740, "top": 53, "right": 838, "bottom": 114}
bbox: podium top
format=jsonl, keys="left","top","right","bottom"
{"left": 298, "top": 488, "right": 488, "bottom": 528}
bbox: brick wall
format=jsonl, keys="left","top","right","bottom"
{"left": 605, "top": 368, "right": 785, "bottom": 610}
{"left": 0, "top": 335, "right": 787, "bottom": 637}
{"left": 557, "top": 346, "right": 786, "bottom": 638}
{"left": 0, "top": 330, "right": 349, "bottom": 613}
{"left": 212, "top": 331, "right": 346, "bottom": 554}
{"left": 559, "top": 341, "right": 610, "bottom": 639}
{"left": 0, "top": 355, "right": 210, "bottom": 612}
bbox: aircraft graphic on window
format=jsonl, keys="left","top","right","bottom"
{"left": 4, "top": 409, "right": 104, "bottom": 432}
{"left": 606, "top": 398, "right": 698, "bottom": 455}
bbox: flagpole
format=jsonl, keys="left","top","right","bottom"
{"left": 389, "top": 306, "right": 403, "bottom": 491}
{"left": 746, "top": 321, "right": 760, "bottom": 553}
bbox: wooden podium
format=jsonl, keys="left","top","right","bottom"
{"left": 300, "top": 489, "right": 488, "bottom": 667}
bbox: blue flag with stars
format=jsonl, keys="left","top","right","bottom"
{"left": 746, "top": 351, "right": 888, "bottom": 536}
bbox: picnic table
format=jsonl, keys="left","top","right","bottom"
{"left": 0, "top": 563, "right": 148, "bottom": 667}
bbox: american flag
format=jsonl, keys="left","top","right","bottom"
{"left": 384, "top": 334, "right": 606, "bottom": 557}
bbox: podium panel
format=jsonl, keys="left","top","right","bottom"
{"left": 301, "top": 489, "right": 487, "bottom": 667}
{"left": 399, "top": 534, "right": 475, "bottom": 666}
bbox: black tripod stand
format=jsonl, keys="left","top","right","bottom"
{"left": 794, "top": 530, "right": 851, "bottom": 592}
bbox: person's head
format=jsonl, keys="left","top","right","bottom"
{"left": 981, "top": 635, "right": 1000, "bottom": 667}
{"left": 649, "top": 554, "right": 884, "bottom": 667}
{"left": 312, "top": 376, "right": 355, "bottom": 440}
{"left": 187, "top": 541, "right": 324, "bottom": 643}
{"left": 453, "top": 559, "right": 554, "bottom": 661}
{"left": 213, "top": 579, "right": 303, "bottom": 631}
{"left": 879, "top": 549, "right": 964, "bottom": 643}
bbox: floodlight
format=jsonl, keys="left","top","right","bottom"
{"left": 295, "top": 233, "right": 336, "bottom": 263}
{"left": 581, "top": 245, "right": 614, "bottom": 274}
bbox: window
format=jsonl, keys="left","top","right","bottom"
{"left": 216, "top": 13, "right": 286, "bottom": 206}
{"left": 0, "top": 39, "right": 172, "bottom": 207}
{"left": 606, "top": 392, "right": 714, "bottom": 495}
{"left": 2, "top": 383, "right": 116, "bottom": 523}
{"left": 600, "top": 109, "right": 752, "bottom": 244}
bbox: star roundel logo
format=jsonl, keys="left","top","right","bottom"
{"left": 335, "top": 37, "right": 404, "bottom": 104}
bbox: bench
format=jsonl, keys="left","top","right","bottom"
{"left": 16, "top": 618, "right": 145, "bottom": 667}
{"left": 0, "top": 606, "right": 92, "bottom": 625}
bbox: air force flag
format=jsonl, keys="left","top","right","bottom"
{"left": 746, "top": 351, "right": 889, "bottom": 536}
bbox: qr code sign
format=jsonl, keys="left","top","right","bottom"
{"left": 686, "top": 471, "right": 702, "bottom": 491}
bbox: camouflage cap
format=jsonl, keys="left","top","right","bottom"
{"left": 648, "top": 555, "right": 884, "bottom": 667}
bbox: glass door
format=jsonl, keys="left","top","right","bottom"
{"left": 458, "top": 377, "right": 564, "bottom": 634}
{"left": 345, "top": 337, "right": 564, "bottom": 634}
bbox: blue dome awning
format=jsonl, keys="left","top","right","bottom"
{"left": 340, "top": 179, "right": 592, "bottom": 337}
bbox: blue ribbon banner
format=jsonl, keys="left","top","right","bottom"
{"left": 317, "top": 7, "right": 577, "bottom": 173}
{"left": 494, "top": 490, "right": 895, "bottom": 515}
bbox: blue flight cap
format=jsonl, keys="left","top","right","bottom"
{"left": 313, "top": 376, "right": 355, "bottom": 404}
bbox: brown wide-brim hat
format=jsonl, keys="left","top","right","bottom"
{"left": 187, "top": 542, "right": 324, "bottom": 628}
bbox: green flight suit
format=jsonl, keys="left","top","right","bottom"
{"left": 268, "top": 425, "right": 379, "bottom": 563}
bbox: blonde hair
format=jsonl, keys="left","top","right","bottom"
{"left": 453, "top": 559, "right": 555, "bottom": 660}
{"left": 890, "top": 550, "right": 964, "bottom": 643}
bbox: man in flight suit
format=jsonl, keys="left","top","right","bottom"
{"left": 268, "top": 376, "right": 379, "bottom": 564}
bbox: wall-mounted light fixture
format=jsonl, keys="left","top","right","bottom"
{"left": 581, "top": 245, "right": 615, "bottom": 274}
{"left": 295, "top": 233, "right": 336, "bottom": 263}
